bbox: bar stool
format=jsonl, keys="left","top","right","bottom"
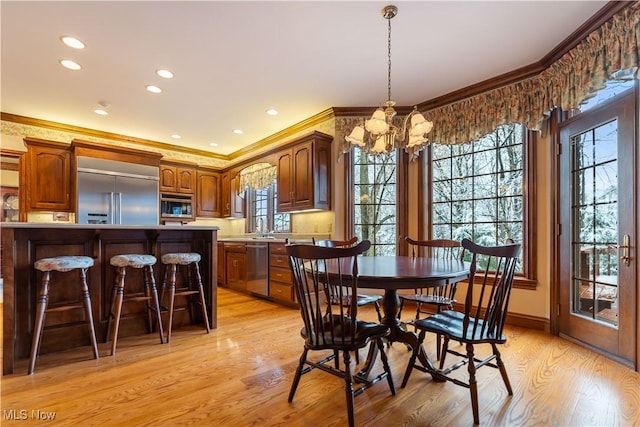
{"left": 29, "top": 256, "right": 99, "bottom": 374}
{"left": 160, "top": 253, "right": 210, "bottom": 342}
{"left": 107, "top": 254, "right": 165, "bottom": 355}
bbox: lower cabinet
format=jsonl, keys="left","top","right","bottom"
{"left": 269, "top": 243, "right": 295, "bottom": 304}
{"left": 225, "top": 244, "right": 247, "bottom": 292}
{"left": 219, "top": 241, "right": 296, "bottom": 306}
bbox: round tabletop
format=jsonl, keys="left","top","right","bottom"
{"left": 338, "top": 256, "right": 470, "bottom": 290}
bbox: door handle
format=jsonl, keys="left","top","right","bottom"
{"left": 109, "top": 192, "right": 115, "bottom": 224}
{"left": 619, "top": 234, "right": 631, "bottom": 266}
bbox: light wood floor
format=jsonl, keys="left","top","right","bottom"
{"left": 2, "top": 288, "right": 639, "bottom": 426}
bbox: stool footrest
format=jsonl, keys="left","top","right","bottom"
{"left": 174, "top": 290, "right": 200, "bottom": 296}
{"left": 46, "top": 304, "right": 84, "bottom": 313}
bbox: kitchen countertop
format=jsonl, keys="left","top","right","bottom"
{"left": 218, "top": 235, "right": 326, "bottom": 244}
{"left": 0, "top": 222, "right": 219, "bottom": 231}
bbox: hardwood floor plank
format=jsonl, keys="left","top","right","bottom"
{"left": 1, "top": 289, "right": 639, "bottom": 426}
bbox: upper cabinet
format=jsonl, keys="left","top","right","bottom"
{"left": 24, "top": 137, "right": 72, "bottom": 211}
{"left": 276, "top": 131, "right": 332, "bottom": 212}
{"left": 220, "top": 171, "right": 244, "bottom": 218}
{"left": 160, "top": 162, "right": 196, "bottom": 194}
{"left": 196, "top": 167, "right": 221, "bottom": 218}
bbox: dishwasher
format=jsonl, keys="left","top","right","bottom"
{"left": 245, "top": 242, "right": 269, "bottom": 297}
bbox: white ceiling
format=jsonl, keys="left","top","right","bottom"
{"left": 1, "top": 1, "right": 608, "bottom": 156}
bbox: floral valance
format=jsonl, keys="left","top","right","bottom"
{"left": 337, "top": 2, "right": 640, "bottom": 150}
{"left": 239, "top": 163, "right": 277, "bottom": 190}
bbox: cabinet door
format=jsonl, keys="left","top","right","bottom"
{"left": 221, "top": 173, "right": 231, "bottom": 217}
{"left": 159, "top": 165, "right": 178, "bottom": 192}
{"left": 226, "top": 252, "right": 247, "bottom": 291}
{"left": 28, "top": 144, "right": 71, "bottom": 210}
{"left": 176, "top": 167, "right": 196, "bottom": 193}
{"left": 160, "top": 165, "right": 195, "bottom": 194}
{"left": 196, "top": 171, "right": 220, "bottom": 217}
{"left": 276, "top": 149, "right": 294, "bottom": 211}
{"left": 292, "top": 141, "right": 313, "bottom": 210}
{"left": 229, "top": 175, "right": 244, "bottom": 218}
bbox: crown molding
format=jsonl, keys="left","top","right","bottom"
{"left": 1, "top": 112, "right": 231, "bottom": 161}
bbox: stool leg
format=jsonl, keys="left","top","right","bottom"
{"left": 109, "top": 266, "right": 126, "bottom": 356}
{"left": 185, "top": 266, "right": 195, "bottom": 324}
{"left": 28, "top": 271, "right": 51, "bottom": 375}
{"left": 142, "top": 266, "right": 154, "bottom": 333}
{"left": 105, "top": 270, "right": 120, "bottom": 344}
{"left": 79, "top": 267, "right": 99, "bottom": 360}
{"left": 193, "top": 262, "right": 210, "bottom": 333}
{"left": 145, "top": 265, "right": 165, "bottom": 344}
{"left": 165, "top": 264, "right": 177, "bottom": 343}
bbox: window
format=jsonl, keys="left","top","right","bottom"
{"left": 431, "top": 124, "right": 527, "bottom": 273}
{"left": 352, "top": 148, "right": 397, "bottom": 255}
{"left": 246, "top": 183, "right": 290, "bottom": 233}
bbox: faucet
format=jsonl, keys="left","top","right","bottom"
{"left": 257, "top": 218, "right": 265, "bottom": 237}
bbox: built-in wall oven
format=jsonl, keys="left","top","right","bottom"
{"left": 246, "top": 242, "right": 269, "bottom": 297}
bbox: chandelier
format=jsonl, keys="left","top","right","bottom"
{"left": 345, "top": 5, "right": 433, "bottom": 155}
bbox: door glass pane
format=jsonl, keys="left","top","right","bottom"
{"left": 570, "top": 120, "right": 619, "bottom": 327}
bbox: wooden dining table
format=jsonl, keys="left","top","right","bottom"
{"left": 324, "top": 255, "right": 470, "bottom": 380}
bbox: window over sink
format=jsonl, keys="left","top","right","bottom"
{"left": 245, "top": 183, "right": 290, "bottom": 234}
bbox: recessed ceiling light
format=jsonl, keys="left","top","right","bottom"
{"left": 156, "top": 69, "right": 174, "bottom": 79}
{"left": 60, "top": 59, "right": 81, "bottom": 70}
{"left": 233, "top": 129, "right": 243, "bottom": 135}
{"left": 145, "top": 85, "right": 162, "bottom": 93}
{"left": 266, "top": 109, "right": 278, "bottom": 116}
{"left": 209, "top": 142, "right": 219, "bottom": 147}
{"left": 171, "top": 134, "right": 181, "bottom": 139}
{"left": 94, "top": 109, "right": 108, "bottom": 115}
{"left": 60, "top": 36, "right": 85, "bottom": 49}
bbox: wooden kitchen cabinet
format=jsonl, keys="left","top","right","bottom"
{"left": 197, "top": 168, "right": 221, "bottom": 217}
{"left": 225, "top": 243, "right": 247, "bottom": 291}
{"left": 276, "top": 131, "right": 331, "bottom": 212}
{"left": 160, "top": 162, "right": 196, "bottom": 194}
{"left": 24, "top": 137, "right": 72, "bottom": 211}
{"left": 268, "top": 243, "right": 295, "bottom": 305}
{"left": 220, "top": 171, "right": 244, "bottom": 218}
{"left": 217, "top": 242, "right": 225, "bottom": 285}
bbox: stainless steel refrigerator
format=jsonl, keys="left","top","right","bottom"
{"left": 77, "top": 157, "right": 159, "bottom": 225}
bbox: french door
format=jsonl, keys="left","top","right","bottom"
{"left": 558, "top": 89, "right": 636, "bottom": 364}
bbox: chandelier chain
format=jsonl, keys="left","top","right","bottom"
{"left": 387, "top": 14, "right": 392, "bottom": 103}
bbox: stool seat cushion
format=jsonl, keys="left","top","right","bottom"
{"left": 161, "top": 252, "right": 201, "bottom": 265}
{"left": 34, "top": 256, "right": 94, "bottom": 272}
{"left": 110, "top": 254, "right": 157, "bottom": 268}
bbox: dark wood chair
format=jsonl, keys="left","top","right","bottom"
{"left": 286, "top": 240, "right": 395, "bottom": 427}
{"left": 399, "top": 237, "right": 464, "bottom": 359}
{"left": 314, "top": 237, "right": 382, "bottom": 323}
{"left": 401, "top": 238, "right": 521, "bottom": 425}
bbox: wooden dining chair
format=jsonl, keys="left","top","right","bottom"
{"left": 286, "top": 240, "right": 395, "bottom": 427}
{"left": 401, "top": 238, "right": 521, "bottom": 425}
{"left": 399, "top": 237, "right": 464, "bottom": 359}
{"left": 313, "top": 237, "right": 382, "bottom": 323}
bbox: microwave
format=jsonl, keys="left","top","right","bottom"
{"left": 160, "top": 193, "right": 194, "bottom": 222}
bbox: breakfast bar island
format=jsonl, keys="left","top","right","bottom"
{"left": 1, "top": 223, "right": 218, "bottom": 375}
